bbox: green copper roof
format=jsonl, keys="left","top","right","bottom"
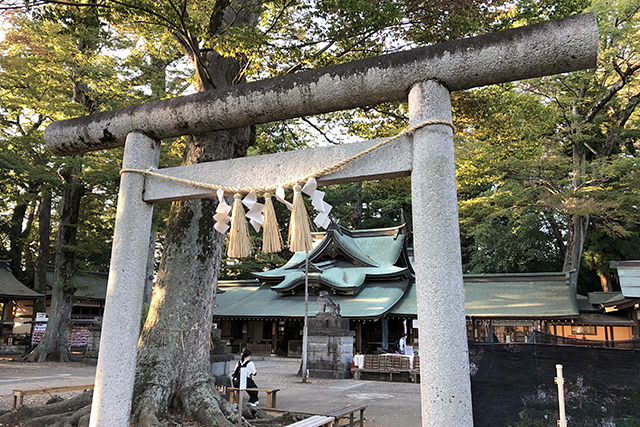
{"left": 0, "top": 261, "right": 43, "bottom": 299}
{"left": 464, "top": 272, "right": 578, "bottom": 318}
{"left": 390, "top": 272, "right": 578, "bottom": 318}
{"left": 254, "top": 225, "right": 409, "bottom": 294}
{"left": 44, "top": 266, "right": 108, "bottom": 301}
{"left": 611, "top": 261, "right": 640, "bottom": 298}
{"left": 569, "top": 312, "right": 635, "bottom": 326}
{"left": 237, "top": 226, "right": 580, "bottom": 320}
{"left": 214, "top": 279, "right": 411, "bottom": 319}
{"left": 216, "top": 273, "right": 579, "bottom": 320}
{"left": 588, "top": 292, "right": 624, "bottom": 306}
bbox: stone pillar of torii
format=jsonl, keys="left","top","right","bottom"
{"left": 44, "top": 13, "right": 598, "bottom": 427}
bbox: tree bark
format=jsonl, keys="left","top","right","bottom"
{"left": 132, "top": 34, "right": 255, "bottom": 427}
{"left": 0, "top": 390, "right": 93, "bottom": 426}
{"left": 562, "top": 103, "right": 589, "bottom": 284}
{"left": 8, "top": 200, "right": 35, "bottom": 282}
{"left": 133, "top": 127, "right": 253, "bottom": 426}
{"left": 26, "top": 164, "right": 84, "bottom": 362}
{"left": 33, "top": 191, "right": 51, "bottom": 315}
{"left": 599, "top": 274, "right": 611, "bottom": 292}
{"left": 562, "top": 213, "right": 589, "bottom": 284}
{"left": 131, "top": 2, "right": 258, "bottom": 423}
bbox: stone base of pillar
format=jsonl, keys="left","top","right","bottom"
{"left": 307, "top": 313, "right": 354, "bottom": 379}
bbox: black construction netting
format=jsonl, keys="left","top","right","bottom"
{"left": 469, "top": 337, "right": 640, "bottom": 426}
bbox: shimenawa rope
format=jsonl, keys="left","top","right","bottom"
{"left": 119, "top": 119, "right": 454, "bottom": 194}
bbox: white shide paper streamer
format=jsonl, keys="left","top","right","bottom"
{"left": 302, "top": 178, "right": 332, "bottom": 229}
{"left": 214, "top": 188, "right": 231, "bottom": 234}
{"left": 242, "top": 191, "right": 265, "bottom": 232}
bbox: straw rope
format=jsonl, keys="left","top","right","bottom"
{"left": 120, "top": 119, "right": 454, "bottom": 194}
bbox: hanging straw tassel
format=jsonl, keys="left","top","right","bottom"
{"left": 288, "top": 185, "right": 313, "bottom": 253}
{"left": 228, "top": 193, "right": 251, "bottom": 258}
{"left": 262, "top": 193, "right": 283, "bottom": 253}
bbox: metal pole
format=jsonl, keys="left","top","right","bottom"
{"left": 301, "top": 250, "right": 309, "bottom": 382}
{"left": 237, "top": 390, "right": 242, "bottom": 427}
{"left": 556, "top": 364, "right": 567, "bottom": 427}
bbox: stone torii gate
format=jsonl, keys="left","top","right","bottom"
{"left": 44, "top": 13, "right": 598, "bottom": 427}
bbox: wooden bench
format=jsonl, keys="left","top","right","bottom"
{"left": 328, "top": 404, "right": 366, "bottom": 427}
{"left": 288, "top": 415, "right": 335, "bottom": 427}
{"left": 13, "top": 384, "right": 95, "bottom": 409}
{"left": 227, "top": 387, "right": 280, "bottom": 408}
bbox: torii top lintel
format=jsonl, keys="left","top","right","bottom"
{"left": 45, "top": 13, "right": 598, "bottom": 156}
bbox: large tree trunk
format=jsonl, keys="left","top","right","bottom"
{"left": 33, "top": 191, "right": 51, "bottom": 315}
{"left": 562, "top": 107, "right": 589, "bottom": 285}
{"left": 132, "top": 42, "right": 255, "bottom": 424}
{"left": 133, "top": 126, "right": 253, "bottom": 426}
{"left": 26, "top": 164, "right": 84, "bottom": 362}
{"left": 131, "top": 2, "right": 259, "bottom": 423}
{"left": 562, "top": 214, "right": 589, "bottom": 284}
{"left": 8, "top": 200, "right": 35, "bottom": 282}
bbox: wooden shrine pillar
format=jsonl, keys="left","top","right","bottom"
{"left": 381, "top": 318, "right": 389, "bottom": 350}
{"left": 272, "top": 321, "right": 277, "bottom": 354}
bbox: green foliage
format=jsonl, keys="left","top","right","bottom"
{"left": 615, "top": 415, "right": 640, "bottom": 427}
{"left": 465, "top": 212, "right": 563, "bottom": 273}
{"left": 454, "top": 0, "right": 640, "bottom": 279}
{"left": 140, "top": 302, "right": 150, "bottom": 330}
{"left": 250, "top": 121, "right": 311, "bottom": 156}
{"left": 2, "top": 0, "right": 636, "bottom": 290}
{"left": 0, "top": 6, "right": 179, "bottom": 276}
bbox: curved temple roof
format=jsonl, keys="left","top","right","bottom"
{"left": 216, "top": 228, "right": 582, "bottom": 320}
{"left": 253, "top": 225, "right": 410, "bottom": 294}
{"left": 214, "top": 279, "right": 411, "bottom": 319}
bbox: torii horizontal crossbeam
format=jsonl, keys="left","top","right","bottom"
{"left": 142, "top": 135, "right": 412, "bottom": 202}
{"left": 44, "top": 13, "right": 598, "bottom": 156}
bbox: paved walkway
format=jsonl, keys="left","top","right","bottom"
{"left": 245, "top": 358, "right": 421, "bottom": 426}
{"left": 0, "top": 355, "right": 422, "bottom": 426}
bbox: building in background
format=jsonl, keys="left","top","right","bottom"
{"left": 4, "top": 229, "right": 639, "bottom": 355}
{"left": 213, "top": 225, "right": 640, "bottom": 355}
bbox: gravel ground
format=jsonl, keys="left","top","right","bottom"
{"left": 0, "top": 355, "right": 422, "bottom": 426}
{"left": 0, "top": 355, "right": 96, "bottom": 411}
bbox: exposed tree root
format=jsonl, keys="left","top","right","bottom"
{"left": 0, "top": 389, "right": 292, "bottom": 427}
{"left": 135, "top": 378, "right": 244, "bottom": 427}
{"left": 0, "top": 391, "right": 92, "bottom": 426}
{"left": 177, "top": 380, "right": 236, "bottom": 427}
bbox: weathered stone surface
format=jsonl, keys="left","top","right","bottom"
{"left": 308, "top": 313, "right": 351, "bottom": 333}
{"left": 410, "top": 81, "right": 473, "bottom": 425}
{"left": 307, "top": 313, "right": 354, "bottom": 379}
{"left": 143, "top": 135, "right": 412, "bottom": 202}
{"left": 44, "top": 13, "right": 598, "bottom": 156}
{"left": 89, "top": 133, "right": 161, "bottom": 427}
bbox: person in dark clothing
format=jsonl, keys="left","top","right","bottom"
{"left": 231, "top": 349, "right": 259, "bottom": 406}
